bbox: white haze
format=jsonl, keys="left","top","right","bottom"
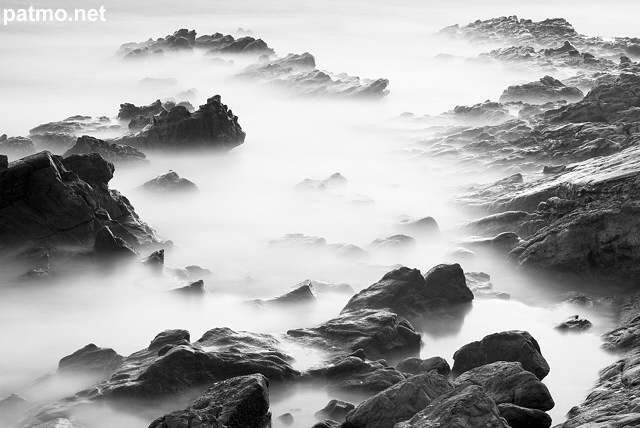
{"left": 0, "top": 0, "right": 637, "bottom": 426}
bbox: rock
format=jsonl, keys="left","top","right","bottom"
{"left": 396, "top": 356, "right": 451, "bottom": 377}
{"left": 396, "top": 216, "right": 440, "bottom": 238}
{"left": 312, "top": 421, "right": 340, "bottom": 428}
{"left": 94, "top": 226, "right": 139, "bottom": 258}
{"left": 64, "top": 135, "right": 148, "bottom": 166}
{"left": 29, "top": 116, "right": 121, "bottom": 153}
{"left": 453, "top": 361, "right": 554, "bottom": 410}
{"left": 117, "top": 99, "right": 164, "bottom": 122}
{"left": 277, "top": 413, "right": 294, "bottom": 425}
{"left": 148, "top": 374, "right": 270, "bottom": 428}
{"left": 343, "top": 372, "right": 453, "bottom": 428}
{"left": 499, "top": 76, "right": 584, "bottom": 104}
{"left": 341, "top": 265, "right": 473, "bottom": 320}
{"left": 451, "top": 101, "right": 514, "bottom": 125}
{"left": 326, "top": 243, "right": 369, "bottom": 259}
{"left": 239, "top": 53, "right": 389, "bottom": 98}
{"left": 305, "top": 279, "right": 354, "bottom": 295}
{"left": 30, "top": 132, "right": 77, "bottom": 153}
{"left": 287, "top": 309, "right": 421, "bottom": 360}
{"left": 461, "top": 232, "right": 523, "bottom": 254}
{"left": 368, "top": 235, "right": 416, "bottom": 250}
{"left": 172, "top": 279, "right": 206, "bottom": 295}
{"left": 497, "top": 403, "right": 552, "bottom": 428}
{"left": 542, "top": 165, "right": 567, "bottom": 174}
{"left": 452, "top": 331, "right": 550, "bottom": 380}
{"left": 0, "top": 154, "right": 7, "bottom": 169}
{"left": 295, "top": 173, "right": 347, "bottom": 190}
{"left": 555, "top": 315, "right": 592, "bottom": 331}
{"left": 0, "top": 135, "right": 36, "bottom": 157}
{"left": 258, "top": 281, "right": 317, "bottom": 306}
{"left": 114, "top": 95, "right": 245, "bottom": 151}
{"left": 149, "top": 329, "right": 191, "bottom": 351}
{"left": 57, "top": 343, "right": 124, "bottom": 379}
{"left": 394, "top": 385, "right": 510, "bottom": 428}
{"left": 314, "top": 399, "right": 355, "bottom": 422}
{"left": 143, "top": 249, "right": 164, "bottom": 267}
{"left": 140, "top": 170, "right": 199, "bottom": 193}
{"left": 0, "top": 151, "right": 161, "bottom": 254}
{"left": 0, "top": 393, "right": 30, "bottom": 424}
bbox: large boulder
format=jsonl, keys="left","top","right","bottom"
{"left": 497, "top": 403, "right": 552, "bottom": 428}
{"left": 341, "top": 265, "right": 473, "bottom": 320}
{"left": 148, "top": 374, "right": 270, "bottom": 428}
{"left": 343, "top": 372, "right": 453, "bottom": 428}
{"left": 452, "top": 331, "right": 550, "bottom": 380}
{"left": 64, "top": 135, "right": 148, "bottom": 166}
{"left": 0, "top": 151, "right": 161, "bottom": 254}
{"left": 394, "top": 385, "right": 510, "bottom": 428}
{"left": 453, "top": 361, "right": 554, "bottom": 410}
{"left": 114, "top": 95, "right": 245, "bottom": 151}
{"left": 287, "top": 309, "right": 421, "bottom": 360}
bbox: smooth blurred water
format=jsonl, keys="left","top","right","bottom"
{"left": 1, "top": 1, "right": 637, "bottom": 426}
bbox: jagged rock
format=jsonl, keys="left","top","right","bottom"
{"left": 315, "top": 400, "right": 355, "bottom": 422}
{"left": 343, "top": 372, "right": 453, "bottom": 428}
{"left": 287, "top": 309, "right": 421, "bottom": 360}
{"left": 0, "top": 151, "right": 160, "bottom": 254}
{"left": 452, "top": 331, "right": 550, "bottom": 380}
{"left": 57, "top": 343, "right": 124, "bottom": 379}
{"left": 450, "top": 101, "right": 514, "bottom": 125}
{"left": 118, "top": 99, "right": 164, "bottom": 122}
{"left": 148, "top": 374, "right": 270, "bottom": 428}
{"left": 93, "top": 226, "right": 139, "bottom": 257}
{"left": 497, "top": 403, "right": 552, "bottom": 428}
{"left": 341, "top": 265, "right": 473, "bottom": 320}
{"left": 394, "top": 385, "right": 510, "bottom": 428}
{"left": 143, "top": 249, "right": 164, "bottom": 267}
{"left": 499, "top": 76, "right": 584, "bottom": 104}
{"left": 396, "top": 356, "right": 451, "bottom": 377}
{"left": 555, "top": 315, "right": 592, "bottom": 331}
{"left": 114, "top": 95, "right": 245, "bottom": 151}
{"left": 239, "top": 53, "right": 389, "bottom": 98}
{"left": 64, "top": 135, "right": 148, "bottom": 166}
{"left": 172, "top": 279, "right": 206, "bottom": 295}
{"left": 253, "top": 281, "right": 316, "bottom": 306}
{"left": 140, "top": 170, "right": 198, "bottom": 193}
{"left": 453, "top": 361, "right": 554, "bottom": 410}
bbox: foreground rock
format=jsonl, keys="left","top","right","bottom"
{"left": 64, "top": 135, "right": 148, "bottom": 166}
{"left": 0, "top": 151, "right": 161, "bottom": 255}
{"left": 452, "top": 331, "right": 550, "bottom": 380}
{"left": 341, "top": 265, "right": 473, "bottom": 320}
{"left": 239, "top": 52, "right": 389, "bottom": 98}
{"left": 343, "top": 372, "right": 453, "bottom": 428}
{"left": 394, "top": 385, "right": 510, "bottom": 428}
{"left": 148, "top": 374, "right": 270, "bottom": 428}
{"left": 115, "top": 95, "right": 245, "bottom": 151}
{"left": 140, "top": 170, "right": 199, "bottom": 193}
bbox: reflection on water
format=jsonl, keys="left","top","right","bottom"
{"left": 0, "top": 0, "right": 634, "bottom": 426}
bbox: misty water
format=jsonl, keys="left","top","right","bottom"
{"left": 1, "top": 0, "right": 637, "bottom": 426}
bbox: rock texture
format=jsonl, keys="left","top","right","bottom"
{"left": 115, "top": 95, "right": 245, "bottom": 151}
{"left": 57, "top": 343, "right": 124, "bottom": 379}
{"left": 499, "top": 76, "right": 584, "bottom": 104}
{"left": 0, "top": 151, "right": 160, "bottom": 254}
{"left": 140, "top": 170, "right": 199, "bottom": 193}
{"left": 64, "top": 135, "right": 148, "bottom": 166}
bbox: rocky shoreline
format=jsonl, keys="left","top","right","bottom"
{"left": 1, "top": 13, "right": 640, "bottom": 428}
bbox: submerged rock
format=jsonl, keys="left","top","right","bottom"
{"left": 452, "top": 331, "right": 550, "bottom": 380}
{"left": 0, "top": 151, "right": 161, "bottom": 254}
{"left": 115, "top": 95, "right": 245, "bottom": 151}
{"left": 341, "top": 265, "right": 473, "bottom": 320}
{"left": 555, "top": 315, "right": 592, "bottom": 331}
{"left": 64, "top": 135, "right": 148, "bottom": 166}
{"left": 140, "top": 170, "right": 199, "bottom": 193}
{"left": 148, "top": 374, "right": 270, "bottom": 428}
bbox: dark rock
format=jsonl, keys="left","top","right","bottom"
{"left": 341, "top": 265, "right": 473, "bottom": 320}
{"left": 140, "top": 170, "right": 198, "bottom": 193}
{"left": 148, "top": 374, "right": 270, "bottom": 428}
{"left": 114, "top": 95, "right": 245, "bottom": 151}
{"left": 0, "top": 151, "right": 160, "bottom": 254}
{"left": 172, "top": 279, "right": 206, "bottom": 295}
{"left": 555, "top": 315, "right": 592, "bottom": 331}
{"left": 149, "top": 329, "right": 190, "bottom": 351}
{"left": 143, "top": 249, "right": 164, "bottom": 267}
{"left": 118, "top": 99, "right": 164, "bottom": 122}
{"left": 542, "top": 165, "right": 567, "bottom": 174}
{"left": 94, "top": 226, "right": 139, "bottom": 258}
{"left": 64, "top": 135, "right": 148, "bottom": 166}
{"left": 287, "top": 309, "right": 421, "bottom": 360}
{"left": 396, "top": 356, "right": 451, "bottom": 376}
{"left": 57, "top": 343, "right": 124, "bottom": 379}
{"left": 452, "top": 331, "right": 550, "bottom": 380}
{"left": 497, "top": 403, "right": 552, "bottom": 428}
{"left": 0, "top": 154, "right": 7, "bottom": 169}
{"left": 311, "top": 421, "right": 340, "bottom": 428}
{"left": 343, "top": 372, "right": 453, "bottom": 428}
{"left": 395, "top": 385, "right": 510, "bottom": 428}
{"left": 453, "top": 361, "right": 554, "bottom": 410}
{"left": 259, "top": 282, "right": 316, "bottom": 306}
{"left": 500, "top": 76, "right": 584, "bottom": 104}
{"left": 314, "top": 399, "right": 354, "bottom": 422}
{"left": 396, "top": 216, "right": 440, "bottom": 237}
